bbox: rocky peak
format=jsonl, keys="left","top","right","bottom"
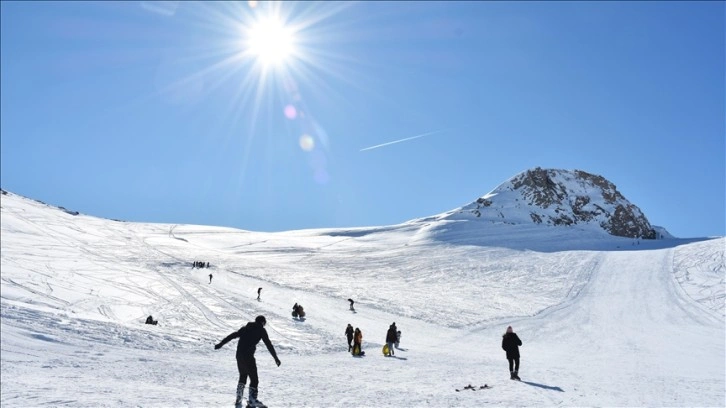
{"left": 448, "top": 168, "right": 656, "bottom": 239}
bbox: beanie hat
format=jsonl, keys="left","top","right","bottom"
{"left": 506, "top": 326, "right": 513, "bottom": 333}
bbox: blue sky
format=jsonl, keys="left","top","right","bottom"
{"left": 1, "top": 1, "right": 724, "bottom": 238}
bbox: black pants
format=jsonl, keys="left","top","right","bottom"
{"left": 508, "top": 357, "right": 520, "bottom": 372}
{"left": 236, "top": 355, "right": 259, "bottom": 389}
{"left": 347, "top": 336, "right": 353, "bottom": 351}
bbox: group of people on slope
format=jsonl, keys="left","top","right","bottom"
{"left": 212, "top": 312, "right": 523, "bottom": 408}
{"left": 345, "top": 324, "right": 365, "bottom": 356}
{"left": 291, "top": 303, "right": 306, "bottom": 319}
{"left": 344, "top": 322, "right": 401, "bottom": 357}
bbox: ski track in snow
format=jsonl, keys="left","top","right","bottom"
{"left": 1, "top": 192, "right": 724, "bottom": 407}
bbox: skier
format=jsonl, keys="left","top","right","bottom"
{"left": 209, "top": 273, "right": 213, "bottom": 284}
{"left": 257, "top": 288, "right": 262, "bottom": 301}
{"left": 348, "top": 298, "right": 355, "bottom": 311}
{"left": 352, "top": 327, "right": 364, "bottom": 356}
{"left": 345, "top": 324, "right": 354, "bottom": 352}
{"left": 215, "top": 315, "right": 281, "bottom": 408}
{"left": 385, "top": 323, "right": 397, "bottom": 356}
{"left": 501, "top": 325, "right": 522, "bottom": 380}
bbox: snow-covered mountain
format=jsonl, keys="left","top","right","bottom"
{"left": 0, "top": 186, "right": 723, "bottom": 407}
{"left": 444, "top": 168, "right": 662, "bottom": 239}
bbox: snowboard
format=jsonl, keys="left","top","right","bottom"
{"left": 455, "top": 384, "right": 492, "bottom": 392}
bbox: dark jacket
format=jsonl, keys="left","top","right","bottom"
{"left": 345, "top": 326, "right": 354, "bottom": 340}
{"left": 217, "top": 322, "right": 279, "bottom": 360}
{"left": 501, "top": 332, "right": 522, "bottom": 359}
{"left": 386, "top": 326, "right": 397, "bottom": 343}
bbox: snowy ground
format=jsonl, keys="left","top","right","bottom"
{"left": 1, "top": 191, "right": 724, "bottom": 407}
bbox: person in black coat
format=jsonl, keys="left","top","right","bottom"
{"left": 501, "top": 325, "right": 522, "bottom": 380}
{"left": 385, "top": 323, "right": 397, "bottom": 356}
{"left": 215, "top": 315, "right": 281, "bottom": 408}
{"left": 345, "top": 324, "right": 354, "bottom": 352}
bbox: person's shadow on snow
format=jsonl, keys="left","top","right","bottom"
{"left": 386, "top": 355, "right": 408, "bottom": 361}
{"left": 521, "top": 381, "right": 564, "bottom": 392}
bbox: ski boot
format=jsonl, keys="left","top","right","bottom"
{"left": 513, "top": 370, "right": 521, "bottom": 381}
{"left": 246, "top": 387, "right": 267, "bottom": 408}
{"left": 234, "top": 383, "right": 245, "bottom": 408}
{"left": 247, "top": 400, "right": 267, "bottom": 408}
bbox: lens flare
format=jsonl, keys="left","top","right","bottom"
{"left": 299, "top": 134, "right": 315, "bottom": 151}
{"left": 284, "top": 104, "right": 297, "bottom": 120}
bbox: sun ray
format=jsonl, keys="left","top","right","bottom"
{"left": 139, "top": 2, "right": 395, "bottom": 190}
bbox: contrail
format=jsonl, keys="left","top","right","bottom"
{"left": 359, "top": 128, "right": 451, "bottom": 152}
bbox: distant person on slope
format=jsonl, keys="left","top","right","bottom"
{"left": 352, "top": 328, "right": 364, "bottom": 356}
{"left": 348, "top": 298, "right": 355, "bottom": 311}
{"left": 209, "top": 273, "right": 213, "bottom": 284}
{"left": 385, "top": 323, "right": 397, "bottom": 356}
{"left": 215, "top": 315, "right": 281, "bottom": 408}
{"left": 345, "top": 324, "right": 354, "bottom": 352}
{"left": 501, "top": 325, "right": 522, "bottom": 380}
{"left": 257, "top": 287, "right": 262, "bottom": 301}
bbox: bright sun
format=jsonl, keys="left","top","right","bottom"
{"left": 246, "top": 17, "right": 296, "bottom": 67}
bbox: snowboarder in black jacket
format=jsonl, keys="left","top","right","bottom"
{"left": 345, "top": 324, "right": 354, "bottom": 352}
{"left": 501, "top": 325, "right": 522, "bottom": 380}
{"left": 215, "top": 315, "right": 281, "bottom": 408}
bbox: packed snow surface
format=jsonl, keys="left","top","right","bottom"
{"left": 1, "top": 191, "right": 724, "bottom": 407}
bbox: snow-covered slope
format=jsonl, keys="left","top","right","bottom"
{"left": 1, "top": 190, "right": 723, "bottom": 407}
{"left": 443, "top": 168, "right": 660, "bottom": 239}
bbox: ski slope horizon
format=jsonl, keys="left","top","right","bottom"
{"left": 1, "top": 190, "right": 724, "bottom": 407}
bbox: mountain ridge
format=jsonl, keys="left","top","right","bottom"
{"left": 443, "top": 167, "right": 666, "bottom": 239}
{"left": 1, "top": 167, "right": 673, "bottom": 240}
